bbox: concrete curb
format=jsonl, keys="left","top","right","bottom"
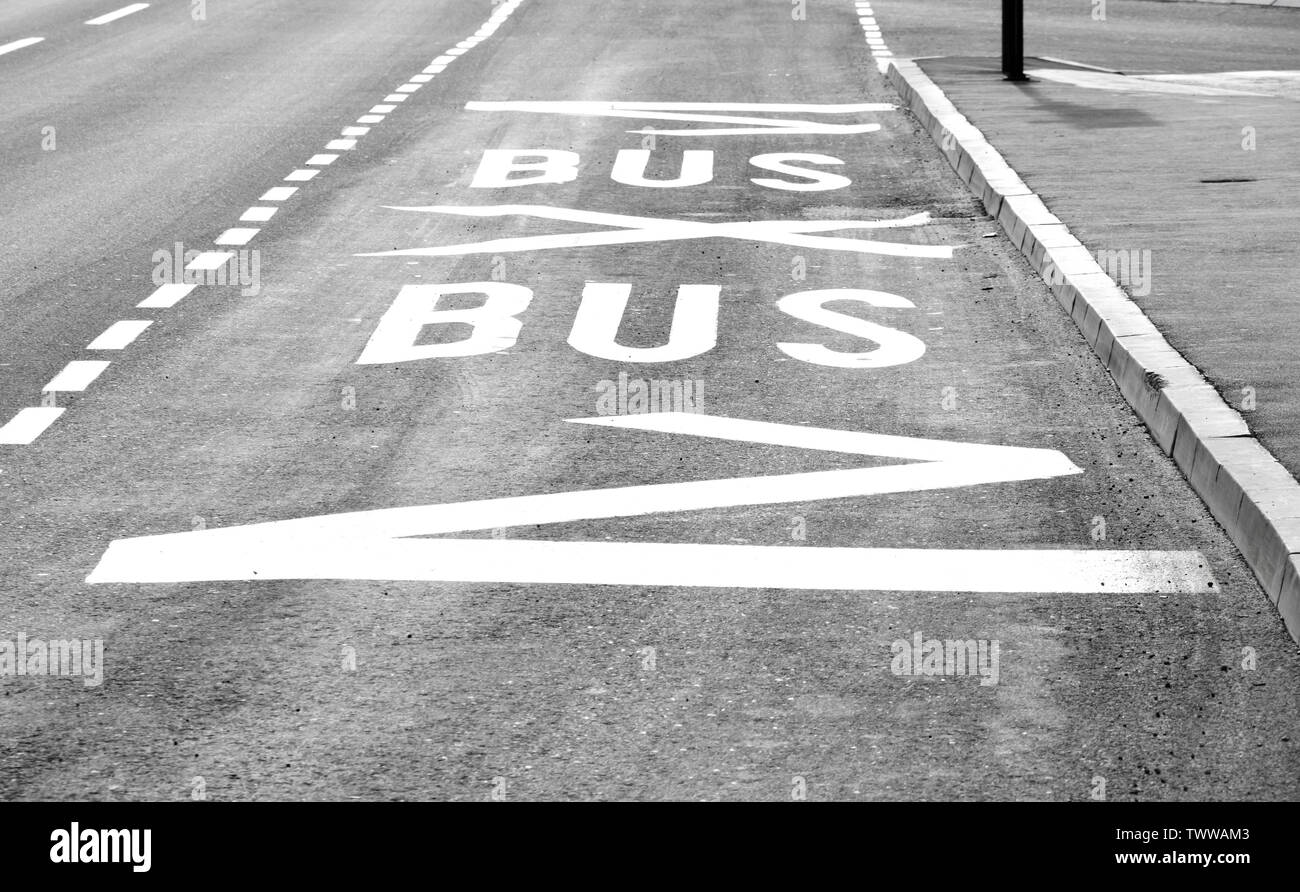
{"left": 886, "top": 59, "right": 1300, "bottom": 643}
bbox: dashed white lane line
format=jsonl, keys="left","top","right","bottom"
{"left": 138, "top": 283, "right": 196, "bottom": 308}
{"left": 854, "top": 1, "right": 892, "bottom": 72}
{"left": 3, "top": 0, "right": 530, "bottom": 446}
{"left": 260, "top": 186, "right": 298, "bottom": 201}
{"left": 240, "top": 206, "right": 278, "bottom": 222}
{"left": 85, "top": 3, "right": 150, "bottom": 26}
{"left": 44, "top": 361, "right": 111, "bottom": 393}
{"left": 0, "top": 37, "right": 44, "bottom": 57}
{"left": 215, "top": 228, "right": 260, "bottom": 246}
{"left": 88, "top": 320, "right": 152, "bottom": 350}
{"left": 0, "top": 408, "right": 65, "bottom": 445}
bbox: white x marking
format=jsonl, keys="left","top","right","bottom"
{"left": 357, "top": 205, "right": 952, "bottom": 259}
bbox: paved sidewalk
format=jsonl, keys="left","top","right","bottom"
{"left": 913, "top": 55, "right": 1300, "bottom": 487}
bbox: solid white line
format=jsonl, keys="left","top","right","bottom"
{"left": 118, "top": 539, "right": 1208, "bottom": 592}
{"left": 137, "top": 283, "right": 196, "bottom": 308}
{"left": 85, "top": 3, "right": 150, "bottom": 26}
{"left": 240, "top": 206, "right": 277, "bottom": 222}
{"left": 306, "top": 153, "right": 338, "bottom": 165}
{"left": 88, "top": 320, "right": 152, "bottom": 350}
{"left": 285, "top": 169, "right": 318, "bottom": 181}
{"left": 186, "top": 251, "right": 234, "bottom": 271}
{"left": 44, "top": 360, "right": 110, "bottom": 392}
{"left": 0, "top": 37, "right": 44, "bottom": 56}
{"left": 260, "top": 186, "right": 297, "bottom": 201}
{"left": 0, "top": 408, "right": 65, "bottom": 445}
{"left": 215, "top": 228, "right": 258, "bottom": 246}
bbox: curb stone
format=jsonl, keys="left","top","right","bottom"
{"left": 886, "top": 58, "right": 1300, "bottom": 644}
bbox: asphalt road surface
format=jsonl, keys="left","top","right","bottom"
{"left": 1, "top": 0, "right": 1298, "bottom": 801}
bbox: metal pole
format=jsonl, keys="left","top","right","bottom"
{"left": 1003, "top": 0, "right": 1026, "bottom": 81}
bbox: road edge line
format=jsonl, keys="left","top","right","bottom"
{"left": 885, "top": 58, "right": 1300, "bottom": 644}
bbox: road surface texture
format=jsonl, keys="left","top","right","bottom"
{"left": 1, "top": 0, "right": 1297, "bottom": 801}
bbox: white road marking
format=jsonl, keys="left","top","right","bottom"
{"left": 325, "top": 139, "right": 356, "bottom": 151}
{"left": 0, "top": 408, "right": 65, "bottom": 445}
{"left": 0, "top": 37, "right": 44, "bottom": 57}
{"left": 370, "top": 104, "right": 396, "bottom": 113}
{"left": 240, "top": 206, "right": 277, "bottom": 222}
{"left": 1026, "top": 68, "right": 1271, "bottom": 97}
{"left": 86, "top": 412, "right": 1211, "bottom": 592}
{"left": 776, "top": 288, "right": 925, "bottom": 368}
{"left": 465, "top": 101, "right": 893, "bottom": 136}
{"left": 568, "top": 283, "right": 720, "bottom": 362}
{"left": 1142, "top": 70, "right": 1300, "bottom": 100}
{"left": 423, "top": 65, "right": 446, "bottom": 74}
{"left": 357, "top": 282, "right": 532, "bottom": 364}
{"left": 361, "top": 205, "right": 952, "bottom": 259}
{"left": 306, "top": 153, "right": 338, "bottom": 165}
{"left": 357, "top": 115, "right": 385, "bottom": 124}
{"left": 44, "top": 361, "right": 110, "bottom": 392}
{"left": 85, "top": 3, "right": 150, "bottom": 26}
{"left": 432, "top": 55, "right": 455, "bottom": 64}
{"left": 341, "top": 126, "right": 369, "bottom": 136}
{"left": 285, "top": 169, "right": 319, "bottom": 181}
{"left": 93, "top": 538, "right": 1214, "bottom": 591}
{"left": 396, "top": 84, "right": 422, "bottom": 93}
{"left": 137, "top": 283, "right": 196, "bottom": 308}
{"left": 260, "top": 186, "right": 298, "bottom": 201}
{"left": 186, "top": 251, "right": 234, "bottom": 271}
{"left": 215, "top": 228, "right": 259, "bottom": 246}
{"left": 410, "top": 74, "right": 434, "bottom": 83}
{"left": 384, "top": 94, "right": 408, "bottom": 103}
{"left": 88, "top": 320, "right": 152, "bottom": 350}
